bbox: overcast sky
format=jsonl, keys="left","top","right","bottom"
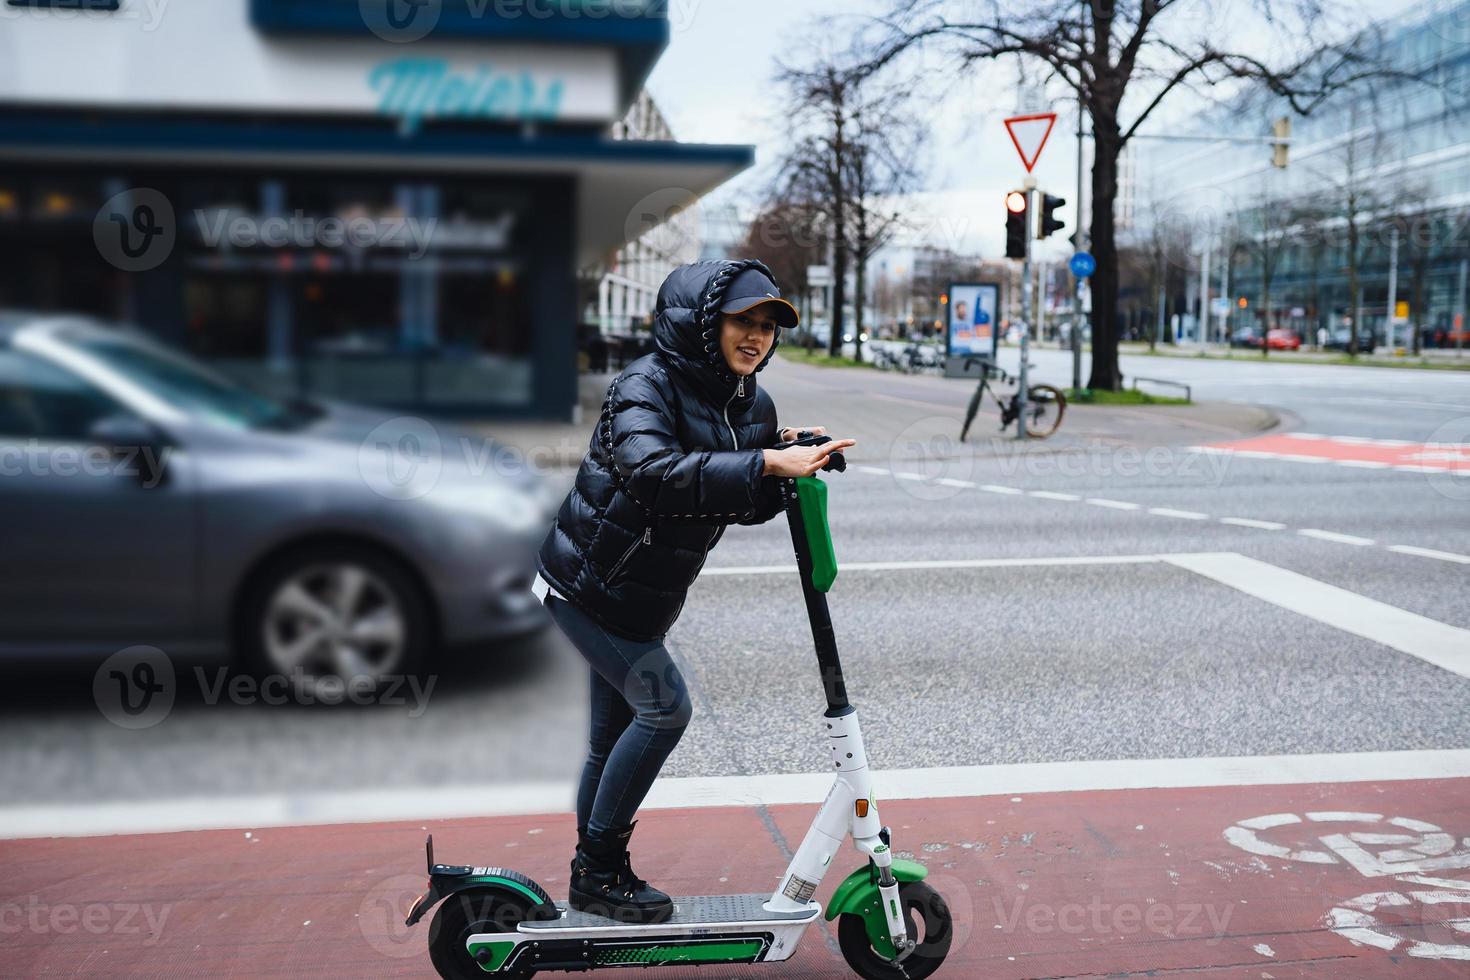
{"left": 643, "top": 0, "right": 1429, "bottom": 261}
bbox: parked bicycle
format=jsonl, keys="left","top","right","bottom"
{"left": 959, "top": 356, "right": 1067, "bottom": 441}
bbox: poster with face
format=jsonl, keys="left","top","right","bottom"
{"left": 946, "top": 283, "right": 999, "bottom": 358}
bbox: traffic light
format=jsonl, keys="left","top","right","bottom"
{"left": 1005, "top": 190, "right": 1028, "bottom": 259}
{"left": 1271, "top": 116, "right": 1291, "bottom": 169}
{"left": 1037, "top": 193, "right": 1066, "bottom": 239}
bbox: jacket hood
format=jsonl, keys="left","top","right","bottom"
{"left": 652, "top": 259, "right": 783, "bottom": 410}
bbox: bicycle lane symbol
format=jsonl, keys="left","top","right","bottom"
{"left": 1223, "top": 811, "right": 1470, "bottom": 961}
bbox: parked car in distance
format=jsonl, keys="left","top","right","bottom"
{"left": 0, "top": 312, "right": 554, "bottom": 696}
{"left": 1230, "top": 327, "right": 1262, "bottom": 349}
{"left": 1322, "top": 328, "right": 1377, "bottom": 354}
{"left": 1265, "top": 329, "right": 1302, "bottom": 351}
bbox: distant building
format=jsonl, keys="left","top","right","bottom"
{"left": 0, "top": 1, "right": 753, "bottom": 418}
{"left": 584, "top": 91, "right": 703, "bottom": 335}
{"left": 1132, "top": 0, "right": 1470, "bottom": 346}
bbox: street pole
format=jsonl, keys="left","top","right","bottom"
{"left": 1199, "top": 237, "right": 1211, "bottom": 348}
{"left": 1218, "top": 247, "right": 1229, "bottom": 345}
{"left": 1457, "top": 258, "right": 1467, "bottom": 357}
{"left": 1386, "top": 225, "right": 1399, "bottom": 350}
{"left": 1018, "top": 179, "right": 1035, "bottom": 441}
{"left": 1072, "top": 90, "right": 1085, "bottom": 391}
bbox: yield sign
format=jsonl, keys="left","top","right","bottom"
{"left": 1004, "top": 112, "right": 1057, "bottom": 172}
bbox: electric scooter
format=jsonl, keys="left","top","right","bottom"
{"left": 405, "top": 437, "right": 953, "bottom": 978}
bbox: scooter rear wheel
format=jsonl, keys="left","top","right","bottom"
{"left": 428, "top": 888, "right": 536, "bottom": 979}
{"left": 837, "top": 880, "right": 952, "bottom": 979}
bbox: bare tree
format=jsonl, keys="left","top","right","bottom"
{"left": 846, "top": 84, "right": 926, "bottom": 361}
{"left": 861, "top": 0, "right": 1398, "bottom": 388}
{"left": 773, "top": 56, "right": 926, "bottom": 358}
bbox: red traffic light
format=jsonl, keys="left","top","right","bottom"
{"left": 1005, "top": 190, "right": 1028, "bottom": 213}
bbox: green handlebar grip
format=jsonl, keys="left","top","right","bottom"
{"left": 795, "top": 476, "right": 838, "bottom": 592}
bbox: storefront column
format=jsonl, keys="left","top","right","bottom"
{"left": 261, "top": 180, "right": 294, "bottom": 386}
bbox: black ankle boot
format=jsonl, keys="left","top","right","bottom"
{"left": 568, "top": 820, "right": 673, "bottom": 924}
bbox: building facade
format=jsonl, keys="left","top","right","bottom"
{"left": 1131, "top": 0, "right": 1470, "bottom": 347}
{"left": 0, "top": 0, "right": 752, "bottom": 418}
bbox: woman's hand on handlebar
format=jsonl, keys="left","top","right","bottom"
{"left": 763, "top": 439, "right": 856, "bottom": 478}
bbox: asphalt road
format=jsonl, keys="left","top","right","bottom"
{"left": 2, "top": 351, "right": 1467, "bottom": 807}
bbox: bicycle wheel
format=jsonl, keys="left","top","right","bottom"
{"left": 1024, "top": 384, "right": 1067, "bottom": 438}
{"left": 959, "top": 383, "right": 985, "bottom": 442}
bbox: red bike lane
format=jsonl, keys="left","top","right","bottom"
{"left": 3, "top": 776, "right": 1468, "bottom": 978}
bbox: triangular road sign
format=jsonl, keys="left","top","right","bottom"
{"left": 1004, "top": 112, "right": 1058, "bottom": 173}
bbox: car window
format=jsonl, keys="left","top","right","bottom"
{"left": 0, "top": 348, "right": 125, "bottom": 442}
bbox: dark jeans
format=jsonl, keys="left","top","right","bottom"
{"left": 547, "top": 596, "right": 692, "bottom": 838}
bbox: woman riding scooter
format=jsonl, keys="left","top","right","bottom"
{"left": 533, "top": 259, "right": 855, "bottom": 924}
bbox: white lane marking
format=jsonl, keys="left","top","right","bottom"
{"left": 936, "top": 478, "right": 976, "bottom": 488}
{"left": 1030, "top": 490, "right": 1081, "bottom": 501}
{"left": 855, "top": 465, "right": 891, "bottom": 475}
{"left": 1388, "top": 544, "right": 1470, "bottom": 565}
{"left": 1339, "top": 459, "right": 1392, "bottom": 469}
{"left": 1286, "top": 432, "right": 1328, "bottom": 440}
{"left": 894, "top": 471, "right": 928, "bottom": 481}
{"left": 1299, "top": 528, "right": 1376, "bottom": 546}
{"left": 1161, "top": 552, "right": 1470, "bottom": 679}
{"left": 702, "top": 555, "right": 1163, "bottom": 577}
{"left": 1281, "top": 454, "right": 1332, "bottom": 464}
{"left": 1086, "top": 497, "right": 1140, "bottom": 510}
{"left": 979, "top": 484, "right": 1023, "bottom": 494}
{"left": 1148, "top": 507, "right": 1209, "bottom": 520}
{"left": 1220, "top": 517, "right": 1287, "bottom": 531}
{"left": 6, "top": 749, "right": 1470, "bottom": 840}
{"left": 1253, "top": 944, "right": 1276, "bottom": 958}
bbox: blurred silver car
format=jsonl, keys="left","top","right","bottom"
{"left": 0, "top": 312, "right": 552, "bottom": 694}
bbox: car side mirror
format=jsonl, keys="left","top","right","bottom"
{"left": 87, "top": 413, "right": 171, "bottom": 487}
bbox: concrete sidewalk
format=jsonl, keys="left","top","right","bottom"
{"left": 4, "top": 770, "right": 1467, "bottom": 977}
{"left": 477, "top": 357, "right": 1280, "bottom": 471}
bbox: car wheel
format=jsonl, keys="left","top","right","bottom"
{"left": 240, "top": 545, "right": 429, "bottom": 700}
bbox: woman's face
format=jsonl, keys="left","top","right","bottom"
{"left": 718, "top": 305, "right": 780, "bottom": 375}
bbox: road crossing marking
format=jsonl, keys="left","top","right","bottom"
{"left": 1298, "top": 528, "right": 1376, "bottom": 546}
{"left": 1160, "top": 552, "right": 1470, "bottom": 680}
{"left": 845, "top": 466, "right": 1470, "bottom": 564}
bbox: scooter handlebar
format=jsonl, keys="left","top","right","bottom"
{"left": 779, "top": 432, "right": 846, "bottom": 473}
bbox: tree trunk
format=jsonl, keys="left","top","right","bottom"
{"left": 1346, "top": 212, "right": 1360, "bottom": 357}
{"left": 1087, "top": 121, "right": 1122, "bottom": 389}
{"left": 853, "top": 249, "right": 866, "bottom": 363}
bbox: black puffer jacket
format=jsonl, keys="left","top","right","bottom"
{"left": 537, "top": 259, "right": 787, "bottom": 641}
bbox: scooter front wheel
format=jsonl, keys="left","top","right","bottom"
{"left": 428, "top": 888, "right": 536, "bottom": 979}
{"left": 837, "top": 880, "right": 952, "bottom": 979}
